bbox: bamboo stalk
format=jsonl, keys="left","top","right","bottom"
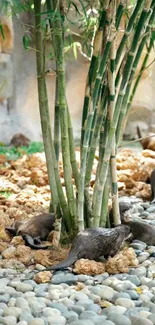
{"left": 78, "top": 1, "right": 111, "bottom": 231}
{"left": 116, "top": 1, "right": 155, "bottom": 144}
{"left": 100, "top": 167, "right": 111, "bottom": 227}
{"left": 92, "top": 0, "right": 152, "bottom": 222}
{"left": 46, "top": 0, "right": 77, "bottom": 233}
{"left": 80, "top": 0, "right": 110, "bottom": 150}
{"left": 54, "top": 74, "right": 60, "bottom": 162}
{"left": 34, "top": 0, "right": 59, "bottom": 215}
{"left": 108, "top": 1, "right": 120, "bottom": 226}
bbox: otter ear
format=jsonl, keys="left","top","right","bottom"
{"left": 5, "top": 227, "right": 16, "bottom": 236}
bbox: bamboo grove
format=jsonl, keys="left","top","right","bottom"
{"left": 32, "top": 0, "right": 155, "bottom": 241}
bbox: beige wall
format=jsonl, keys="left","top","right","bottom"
{"left": 0, "top": 11, "right": 155, "bottom": 144}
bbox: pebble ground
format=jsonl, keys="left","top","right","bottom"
{"left": 1, "top": 196, "right": 155, "bottom": 325}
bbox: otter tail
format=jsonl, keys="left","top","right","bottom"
{"left": 22, "top": 234, "right": 49, "bottom": 249}
{"left": 137, "top": 126, "right": 142, "bottom": 139}
{"left": 46, "top": 254, "right": 77, "bottom": 271}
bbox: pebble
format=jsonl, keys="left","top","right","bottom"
{"left": 1, "top": 197, "right": 155, "bottom": 325}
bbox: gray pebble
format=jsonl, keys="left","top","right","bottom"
{"left": 141, "top": 203, "right": 150, "bottom": 209}
{"left": 47, "top": 302, "right": 68, "bottom": 313}
{"left": 129, "top": 266, "right": 147, "bottom": 277}
{"left": 130, "top": 242, "right": 147, "bottom": 251}
{"left": 80, "top": 311, "right": 97, "bottom": 320}
{"left": 108, "top": 312, "right": 131, "bottom": 325}
{"left": 99, "top": 286, "right": 115, "bottom": 301}
{"left": 115, "top": 298, "right": 135, "bottom": 308}
{"left": 0, "top": 279, "right": 10, "bottom": 289}
{"left": 0, "top": 295, "right": 10, "bottom": 304}
{"left": 43, "top": 307, "right": 61, "bottom": 317}
{"left": 15, "top": 298, "right": 30, "bottom": 311}
{"left": 86, "top": 303, "right": 102, "bottom": 314}
{"left": 16, "top": 322, "right": 28, "bottom": 325}
{"left": 76, "top": 299, "right": 93, "bottom": 308}
{"left": 29, "top": 319, "right": 45, "bottom": 325}
{"left": 100, "top": 322, "right": 115, "bottom": 325}
{"left": 16, "top": 283, "right": 33, "bottom": 293}
{"left": 70, "top": 321, "right": 94, "bottom": 325}
{"left": 148, "top": 280, "right": 155, "bottom": 289}
{"left": 63, "top": 311, "right": 78, "bottom": 323}
{"left": 0, "top": 316, "right": 17, "bottom": 325}
{"left": 127, "top": 275, "right": 140, "bottom": 286}
{"left": 147, "top": 206, "right": 155, "bottom": 213}
{"left": 140, "top": 211, "right": 150, "bottom": 217}
{"left": 52, "top": 274, "right": 78, "bottom": 285}
{"left": 3, "top": 307, "right": 22, "bottom": 319}
{"left": 138, "top": 252, "right": 150, "bottom": 263}
{"left": 69, "top": 306, "right": 85, "bottom": 315}
{"left": 148, "top": 314, "right": 155, "bottom": 324}
{"left": 124, "top": 290, "right": 139, "bottom": 300}
{"left": 103, "top": 306, "right": 127, "bottom": 315}
{"left": 19, "top": 311, "right": 34, "bottom": 323}
{"left": 46, "top": 315, "right": 66, "bottom": 324}
{"left": 132, "top": 317, "right": 153, "bottom": 325}
{"left": 77, "top": 275, "right": 90, "bottom": 282}
{"left": 0, "top": 304, "right": 7, "bottom": 311}
{"left": 30, "top": 302, "right": 46, "bottom": 315}
{"left": 8, "top": 298, "right": 16, "bottom": 307}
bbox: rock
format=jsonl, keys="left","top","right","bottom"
{"left": 131, "top": 317, "right": 153, "bottom": 325}
{"left": 99, "top": 286, "right": 115, "bottom": 301}
{"left": 15, "top": 298, "right": 29, "bottom": 311}
{"left": 3, "top": 306, "right": 22, "bottom": 318}
{"left": 108, "top": 312, "right": 131, "bottom": 325}
{"left": 73, "top": 259, "right": 105, "bottom": 275}
{"left": 138, "top": 252, "right": 150, "bottom": 263}
{"left": 11, "top": 236, "right": 25, "bottom": 246}
{"left": 19, "top": 311, "right": 34, "bottom": 323}
{"left": 0, "top": 295, "right": 10, "bottom": 304}
{"left": 130, "top": 242, "right": 147, "bottom": 250}
{"left": 0, "top": 228, "right": 12, "bottom": 243}
{"left": 0, "top": 316, "right": 17, "bottom": 325}
{"left": 33, "top": 271, "right": 52, "bottom": 284}
{"left": 15, "top": 283, "right": 33, "bottom": 292}
{"left": 105, "top": 248, "right": 138, "bottom": 274}
{"left": 43, "top": 307, "right": 61, "bottom": 317}
{"left": 147, "top": 206, "right": 155, "bottom": 213}
{"left": 115, "top": 298, "right": 135, "bottom": 308}
{"left": 129, "top": 266, "right": 146, "bottom": 277}
{"left": 86, "top": 303, "right": 102, "bottom": 313}
{"left": 46, "top": 315, "right": 66, "bottom": 324}
{"left": 125, "top": 290, "right": 139, "bottom": 300}
{"left": 72, "top": 292, "right": 89, "bottom": 301}
{"left": 140, "top": 211, "right": 150, "bottom": 217}
{"left": 148, "top": 314, "right": 155, "bottom": 324}
{"left": 29, "top": 319, "right": 45, "bottom": 325}
{"left": 1, "top": 247, "right": 16, "bottom": 259}
{"left": 63, "top": 311, "right": 78, "bottom": 323}
{"left": 16, "top": 322, "right": 28, "bottom": 325}
{"left": 52, "top": 274, "right": 78, "bottom": 285}
{"left": 104, "top": 305, "right": 127, "bottom": 315}
{"left": 0, "top": 279, "right": 10, "bottom": 289}
{"left": 14, "top": 245, "right": 32, "bottom": 265}
{"left": 148, "top": 280, "right": 155, "bottom": 289}
{"left": 69, "top": 306, "right": 85, "bottom": 315}
{"left": 70, "top": 321, "right": 94, "bottom": 325}
{"left": 10, "top": 133, "right": 30, "bottom": 147}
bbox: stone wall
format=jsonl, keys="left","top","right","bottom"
{"left": 0, "top": 9, "right": 155, "bottom": 144}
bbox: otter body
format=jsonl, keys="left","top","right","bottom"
{"left": 150, "top": 169, "right": 155, "bottom": 204}
{"left": 128, "top": 221, "right": 155, "bottom": 246}
{"left": 46, "top": 225, "right": 131, "bottom": 271}
{"left": 137, "top": 126, "right": 155, "bottom": 150}
{"left": 6, "top": 213, "right": 55, "bottom": 249}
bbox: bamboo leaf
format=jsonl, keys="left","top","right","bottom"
{"left": 0, "top": 24, "right": 5, "bottom": 40}
{"left": 22, "top": 34, "right": 31, "bottom": 50}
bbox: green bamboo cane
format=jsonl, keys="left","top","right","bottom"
{"left": 128, "top": 31, "right": 155, "bottom": 111}
{"left": 46, "top": 0, "right": 77, "bottom": 233}
{"left": 108, "top": 1, "right": 120, "bottom": 226}
{"left": 34, "top": 0, "right": 59, "bottom": 215}
{"left": 116, "top": 1, "right": 155, "bottom": 144}
{"left": 88, "top": 0, "right": 125, "bottom": 147}
{"left": 80, "top": 0, "right": 110, "bottom": 150}
{"left": 115, "top": 0, "right": 145, "bottom": 89}
{"left": 67, "top": 106, "right": 79, "bottom": 189}
{"left": 100, "top": 166, "right": 111, "bottom": 227}
{"left": 92, "top": 0, "right": 152, "bottom": 222}
{"left": 54, "top": 73, "right": 60, "bottom": 162}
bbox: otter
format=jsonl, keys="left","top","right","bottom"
{"left": 109, "top": 201, "right": 132, "bottom": 227}
{"left": 137, "top": 126, "right": 155, "bottom": 151}
{"left": 44, "top": 225, "right": 131, "bottom": 271}
{"left": 121, "top": 213, "right": 155, "bottom": 246}
{"left": 150, "top": 169, "right": 155, "bottom": 204}
{"left": 5, "top": 213, "right": 55, "bottom": 249}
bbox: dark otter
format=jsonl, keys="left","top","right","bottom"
{"left": 45, "top": 225, "right": 131, "bottom": 271}
{"left": 5, "top": 213, "right": 55, "bottom": 249}
{"left": 150, "top": 169, "right": 155, "bottom": 204}
{"left": 121, "top": 213, "right": 155, "bottom": 246}
{"left": 109, "top": 201, "right": 132, "bottom": 227}
{"left": 137, "top": 126, "right": 155, "bottom": 151}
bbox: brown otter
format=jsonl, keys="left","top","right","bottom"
{"left": 137, "top": 126, "right": 155, "bottom": 151}
{"left": 5, "top": 213, "right": 55, "bottom": 249}
{"left": 44, "top": 225, "right": 131, "bottom": 271}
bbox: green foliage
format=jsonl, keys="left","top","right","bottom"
{"left": 0, "top": 142, "right": 44, "bottom": 160}
{"left": 0, "top": 191, "right": 12, "bottom": 198}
